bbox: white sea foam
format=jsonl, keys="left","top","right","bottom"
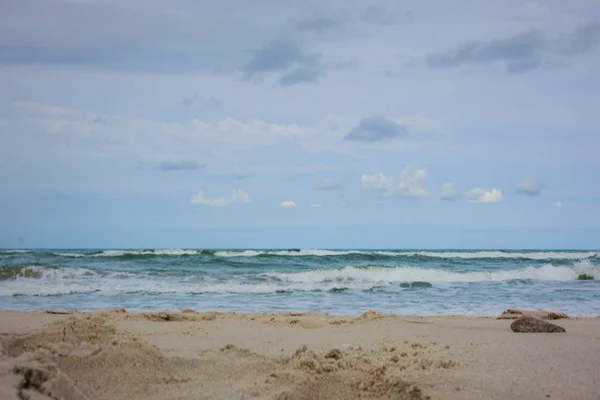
{"left": 0, "top": 250, "right": 31, "bottom": 254}
{"left": 214, "top": 249, "right": 596, "bottom": 259}
{"left": 0, "top": 276, "right": 377, "bottom": 296}
{"left": 17, "top": 266, "right": 99, "bottom": 279}
{"left": 266, "top": 262, "right": 600, "bottom": 283}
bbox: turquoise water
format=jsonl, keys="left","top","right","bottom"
{"left": 1, "top": 249, "right": 599, "bottom": 316}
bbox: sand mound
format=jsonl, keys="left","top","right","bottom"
{"left": 0, "top": 349, "right": 85, "bottom": 400}
{"left": 0, "top": 314, "right": 458, "bottom": 399}
{"left": 261, "top": 343, "right": 458, "bottom": 400}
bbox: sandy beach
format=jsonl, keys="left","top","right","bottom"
{"left": 0, "top": 310, "right": 599, "bottom": 400}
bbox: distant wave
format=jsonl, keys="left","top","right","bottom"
{"left": 5, "top": 249, "right": 592, "bottom": 261}
{"left": 213, "top": 249, "right": 373, "bottom": 257}
{"left": 0, "top": 250, "right": 31, "bottom": 254}
{"left": 54, "top": 249, "right": 201, "bottom": 258}
{"left": 214, "top": 249, "right": 597, "bottom": 260}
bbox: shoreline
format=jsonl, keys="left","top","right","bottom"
{"left": 2, "top": 309, "right": 600, "bottom": 399}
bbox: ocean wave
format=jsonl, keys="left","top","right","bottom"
{"left": 0, "top": 265, "right": 140, "bottom": 281}
{"left": 0, "top": 250, "right": 32, "bottom": 254}
{"left": 265, "top": 262, "right": 600, "bottom": 283}
{"left": 55, "top": 249, "right": 201, "bottom": 258}
{"left": 1, "top": 261, "right": 597, "bottom": 297}
{"left": 214, "top": 249, "right": 597, "bottom": 260}
{"left": 1, "top": 280, "right": 381, "bottom": 296}
{"left": 408, "top": 251, "right": 597, "bottom": 260}
{"left": 17, "top": 266, "right": 99, "bottom": 279}
{"left": 213, "top": 249, "right": 373, "bottom": 257}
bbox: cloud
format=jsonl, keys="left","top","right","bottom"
{"left": 157, "top": 159, "right": 204, "bottom": 171}
{"left": 426, "top": 30, "right": 546, "bottom": 73}
{"left": 190, "top": 193, "right": 229, "bottom": 207}
{"left": 231, "top": 190, "right": 252, "bottom": 204}
{"left": 294, "top": 16, "right": 342, "bottom": 33}
{"left": 190, "top": 190, "right": 251, "bottom": 206}
{"left": 242, "top": 40, "right": 325, "bottom": 85}
{"left": 0, "top": 1, "right": 277, "bottom": 74}
{"left": 426, "top": 21, "right": 600, "bottom": 75}
{"left": 314, "top": 179, "right": 343, "bottom": 191}
{"left": 440, "top": 183, "right": 462, "bottom": 200}
{"left": 280, "top": 200, "right": 297, "bottom": 208}
{"left": 344, "top": 116, "right": 410, "bottom": 142}
{"left": 468, "top": 188, "right": 502, "bottom": 203}
{"left": 554, "top": 201, "right": 563, "bottom": 208}
{"left": 310, "top": 203, "right": 322, "bottom": 208}
{"left": 364, "top": 6, "right": 413, "bottom": 26}
{"left": 361, "top": 166, "right": 427, "bottom": 198}
{"left": 516, "top": 177, "right": 542, "bottom": 196}
{"left": 559, "top": 20, "right": 600, "bottom": 55}
{"left": 279, "top": 66, "right": 323, "bottom": 85}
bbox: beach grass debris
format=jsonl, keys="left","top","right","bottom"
{"left": 577, "top": 273, "right": 594, "bottom": 280}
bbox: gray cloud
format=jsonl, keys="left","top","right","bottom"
{"left": 344, "top": 116, "right": 410, "bottom": 142}
{"left": 157, "top": 160, "right": 204, "bottom": 171}
{"left": 505, "top": 57, "right": 542, "bottom": 75}
{"left": 314, "top": 179, "right": 344, "bottom": 191}
{"left": 295, "top": 16, "right": 342, "bottom": 33}
{"left": 427, "top": 21, "right": 600, "bottom": 74}
{"left": 279, "top": 67, "right": 323, "bottom": 85}
{"left": 516, "top": 177, "right": 543, "bottom": 196}
{"left": 427, "top": 30, "right": 546, "bottom": 70}
{"left": 242, "top": 40, "right": 325, "bottom": 86}
{"left": 559, "top": 20, "right": 600, "bottom": 55}
{"left": 0, "top": 0, "right": 276, "bottom": 74}
{"left": 364, "top": 7, "right": 413, "bottom": 26}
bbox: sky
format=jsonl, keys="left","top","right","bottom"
{"left": 1, "top": 0, "right": 599, "bottom": 249}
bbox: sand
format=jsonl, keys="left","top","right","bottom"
{"left": 1, "top": 310, "right": 599, "bottom": 400}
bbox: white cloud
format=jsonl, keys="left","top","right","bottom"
{"left": 440, "top": 183, "right": 462, "bottom": 200}
{"left": 231, "top": 190, "right": 252, "bottom": 204}
{"left": 190, "top": 190, "right": 251, "bottom": 207}
{"left": 554, "top": 201, "right": 563, "bottom": 208}
{"left": 190, "top": 193, "right": 229, "bottom": 207}
{"left": 280, "top": 200, "right": 297, "bottom": 208}
{"left": 516, "top": 177, "right": 543, "bottom": 196}
{"left": 361, "top": 166, "right": 427, "bottom": 198}
{"left": 468, "top": 188, "right": 502, "bottom": 203}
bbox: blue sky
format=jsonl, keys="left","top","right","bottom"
{"left": 1, "top": 0, "right": 599, "bottom": 249}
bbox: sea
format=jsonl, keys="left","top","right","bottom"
{"left": 1, "top": 249, "right": 599, "bottom": 316}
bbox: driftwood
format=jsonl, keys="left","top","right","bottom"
{"left": 497, "top": 309, "right": 569, "bottom": 320}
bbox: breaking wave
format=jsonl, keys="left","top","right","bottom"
{"left": 214, "top": 249, "right": 597, "bottom": 260}
{"left": 265, "top": 261, "right": 600, "bottom": 283}
{"left": 0, "top": 262, "right": 597, "bottom": 297}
